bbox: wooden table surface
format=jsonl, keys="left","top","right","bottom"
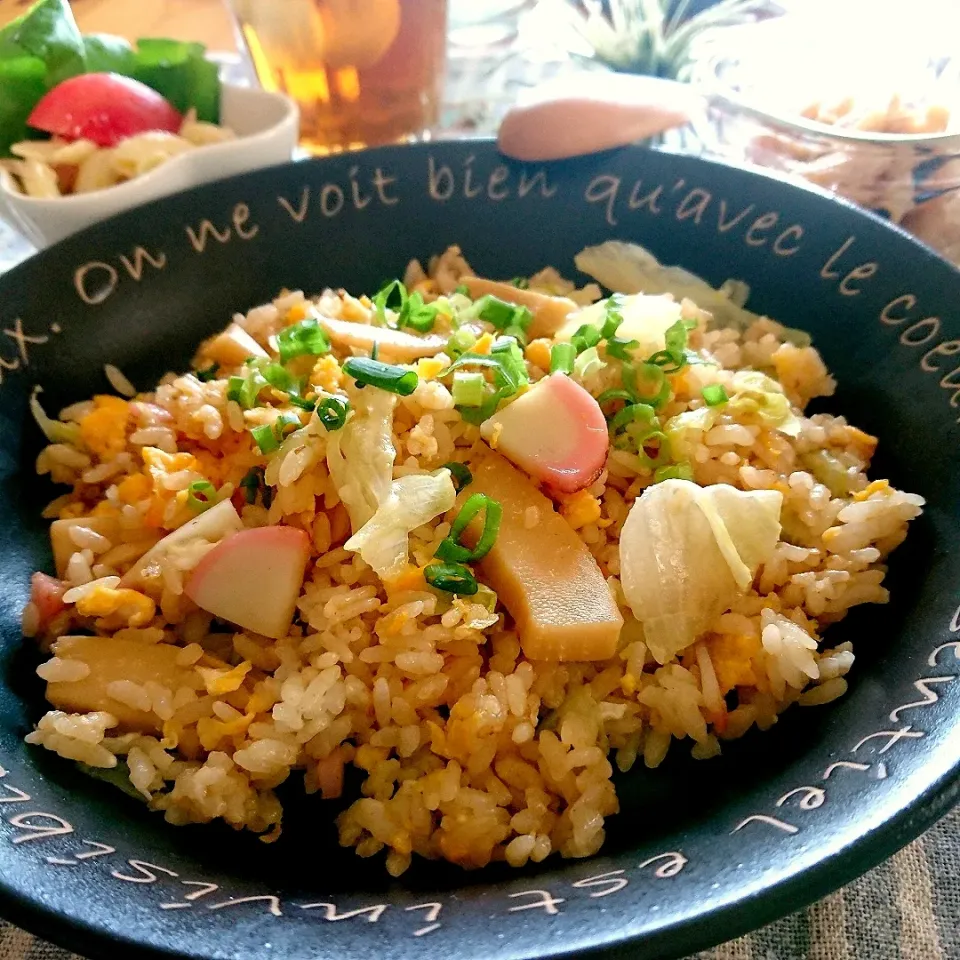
{"left": 0, "top": 0, "right": 239, "bottom": 50}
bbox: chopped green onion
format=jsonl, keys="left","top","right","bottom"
{"left": 466, "top": 499, "right": 502, "bottom": 561}
{"left": 397, "top": 290, "right": 441, "bottom": 333}
{"left": 647, "top": 318, "right": 696, "bottom": 373}
{"left": 702, "top": 384, "right": 729, "bottom": 406}
{"left": 424, "top": 562, "right": 478, "bottom": 596}
{"left": 373, "top": 280, "right": 442, "bottom": 332}
{"left": 196, "top": 362, "right": 220, "bottom": 382}
{"left": 511, "top": 276, "right": 529, "bottom": 289}
{"left": 600, "top": 295, "right": 625, "bottom": 339}
{"left": 372, "top": 279, "right": 406, "bottom": 325}
{"left": 473, "top": 296, "right": 533, "bottom": 340}
{"left": 500, "top": 323, "right": 528, "bottom": 346}
{"left": 452, "top": 371, "right": 486, "bottom": 407}
{"left": 606, "top": 336, "right": 639, "bottom": 362}
{"left": 230, "top": 359, "right": 313, "bottom": 411}
{"left": 237, "top": 464, "right": 273, "bottom": 509}
{"left": 343, "top": 357, "right": 419, "bottom": 396}
{"left": 274, "top": 412, "right": 302, "bottom": 438}
{"left": 261, "top": 362, "right": 301, "bottom": 395}
{"left": 654, "top": 463, "right": 695, "bottom": 483}
{"left": 442, "top": 462, "right": 472, "bottom": 492}
{"left": 474, "top": 295, "right": 518, "bottom": 329}
{"left": 440, "top": 340, "right": 529, "bottom": 425}
{"left": 186, "top": 480, "right": 217, "bottom": 513}
{"left": 250, "top": 412, "right": 301, "bottom": 454}
{"left": 454, "top": 284, "right": 469, "bottom": 296}
{"left": 251, "top": 423, "right": 279, "bottom": 454}
{"left": 447, "top": 493, "right": 502, "bottom": 561}
{"left": 277, "top": 318, "right": 330, "bottom": 364}
{"left": 596, "top": 388, "right": 637, "bottom": 409}
{"left": 550, "top": 342, "right": 576, "bottom": 375}
{"left": 316, "top": 396, "right": 350, "bottom": 431}
{"left": 624, "top": 362, "right": 671, "bottom": 408}
{"left": 226, "top": 375, "right": 244, "bottom": 402}
{"left": 287, "top": 393, "right": 317, "bottom": 412}
{"left": 637, "top": 431, "right": 672, "bottom": 469}
{"left": 433, "top": 538, "right": 472, "bottom": 563}
{"left": 490, "top": 336, "right": 527, "bottom": 383}
{"left": 609, "top": 404, "right": 665, "bottom": 463}
{"left": 447, "top": 327, "right": 477, "bottom": 357}
{"left": 227, "top": 370, "right": 267, "bottom": 409}
{"left": 239, "top": 466, "right": 265, "bottom": 505}
{"left": 571, "top": 323, "right": 601, "bottom": 353}
{"left": 646, "top": 350, "right": 674, "bottom": 368}
{"left": 608, "top": 402, "right": 657, "bottom": 437}
{"left": 441, "top": 348, "right": 526, "bottom": 391}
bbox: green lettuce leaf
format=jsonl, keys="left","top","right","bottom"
{"left": 0, "top": 0, "right": 220, "bottom": 156}
{"left": 0, "top": 57, "right": 47, "bottom": 155}
{"left": 130, "top": 38, "right": 220, "bottom": 122}
{"left": 0, "top": 0, "right": 84, "bottom": 155}
{"left": 0, "top": 0, "right": 84, "bottom": 82}
{"left": 82, "top": 33, "right": 135, "bottom": 74}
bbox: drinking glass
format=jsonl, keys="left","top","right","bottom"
{"left": 227, "top": 0, "right": 448, "bottom": 154}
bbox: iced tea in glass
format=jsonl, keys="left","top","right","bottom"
{"left": 228, "top": 0, "right": 448, "bottom": 154}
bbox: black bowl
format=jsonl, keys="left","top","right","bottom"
{"left": 1, "top": 142, "right": 959, "bottom": 960}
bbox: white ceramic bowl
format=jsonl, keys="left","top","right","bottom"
{"left": 0, "top": 84, "right": 299, "bottom": 247}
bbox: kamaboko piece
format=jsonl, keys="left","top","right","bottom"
{"left": 479, "top": 373, "right": 608, "bottom": 494}
{"left": 185, "top": 525, "right": 311, "bottom": 639}
{"left": 465, "top": 448, "right": 622, "bottom": 661}
{"left": 619, "top": 479, "right": 782, "bottom": 664}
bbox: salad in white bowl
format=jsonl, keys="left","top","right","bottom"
{"left": 0, "top": 0, "right": 297, "bottom": 246}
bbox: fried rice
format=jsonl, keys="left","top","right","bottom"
{"left": 21, "top": 243, "right": 923, "bottom": 876}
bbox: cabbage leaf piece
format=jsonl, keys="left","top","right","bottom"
{"left": 619, "top": 478, "right": 783, "bottom": 664}
{"left": 345, "top": 470, "right": 457, "bottom": 579}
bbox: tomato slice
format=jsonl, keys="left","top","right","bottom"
{"left": 28, "top": 73, "right": 183, "bottom": 148}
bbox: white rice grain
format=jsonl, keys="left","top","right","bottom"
{"left": 62, "top": 575, "right": 120, "bottom": 603}
{"left": 37, "top": 658, "right": 90, "bottom": 682}
{"left": 104, "top": 364, "right": 137, "bottom": 397}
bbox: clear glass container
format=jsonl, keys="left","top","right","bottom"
{"left": 227, "top": 0, "right": 448, "bottom": 154}
{"left": 690, "top": 5, "right": 960, "bottom": 264}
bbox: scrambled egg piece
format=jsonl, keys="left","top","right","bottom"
{"left": 141, "top": 447, "right": 202, "bottom": 527}
{"left": 384, "top": 563, "right": 427, "bottom": 594}
{"left": 142, "top": 447, "right": 198, "bottom": 480}
{"left": 561, "top": 491, "right": 602, "bottom": 529}
{"left": 75, "top": 585, "right": 156, "bottom": 628}
{"left": 708, "top": 633, "right": 761, "bottom": 693}
{"left": 355, "top": 744, "right": 389, "bottom": 771}
{"left": 197, "top": 661, "right": 252, "bottom": 696}
{"left": 524, "top": 338, "right": 551, "bottom": 372}
{"left": 416, "top": 357, "right": 445, "bottom": 380}
{"left": 116, "top": 473, "right": 152, "bottom": 505}
{"left": 196, "top": 712, "right": 255, "bottom": 751}
{"left": 854, "top": 478, "right": 890, "bottom": 502}
{"left": 472, "top": 332, "right": 494, "bottom": 355}
{"left": 80, "top": 396, "right": 130, "bottom": 459}
{"left": 285, "top": 302, "right": 309, "bottom": 324}
{"left": 310, "top": 355, "right": 344, "bottom": 394}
